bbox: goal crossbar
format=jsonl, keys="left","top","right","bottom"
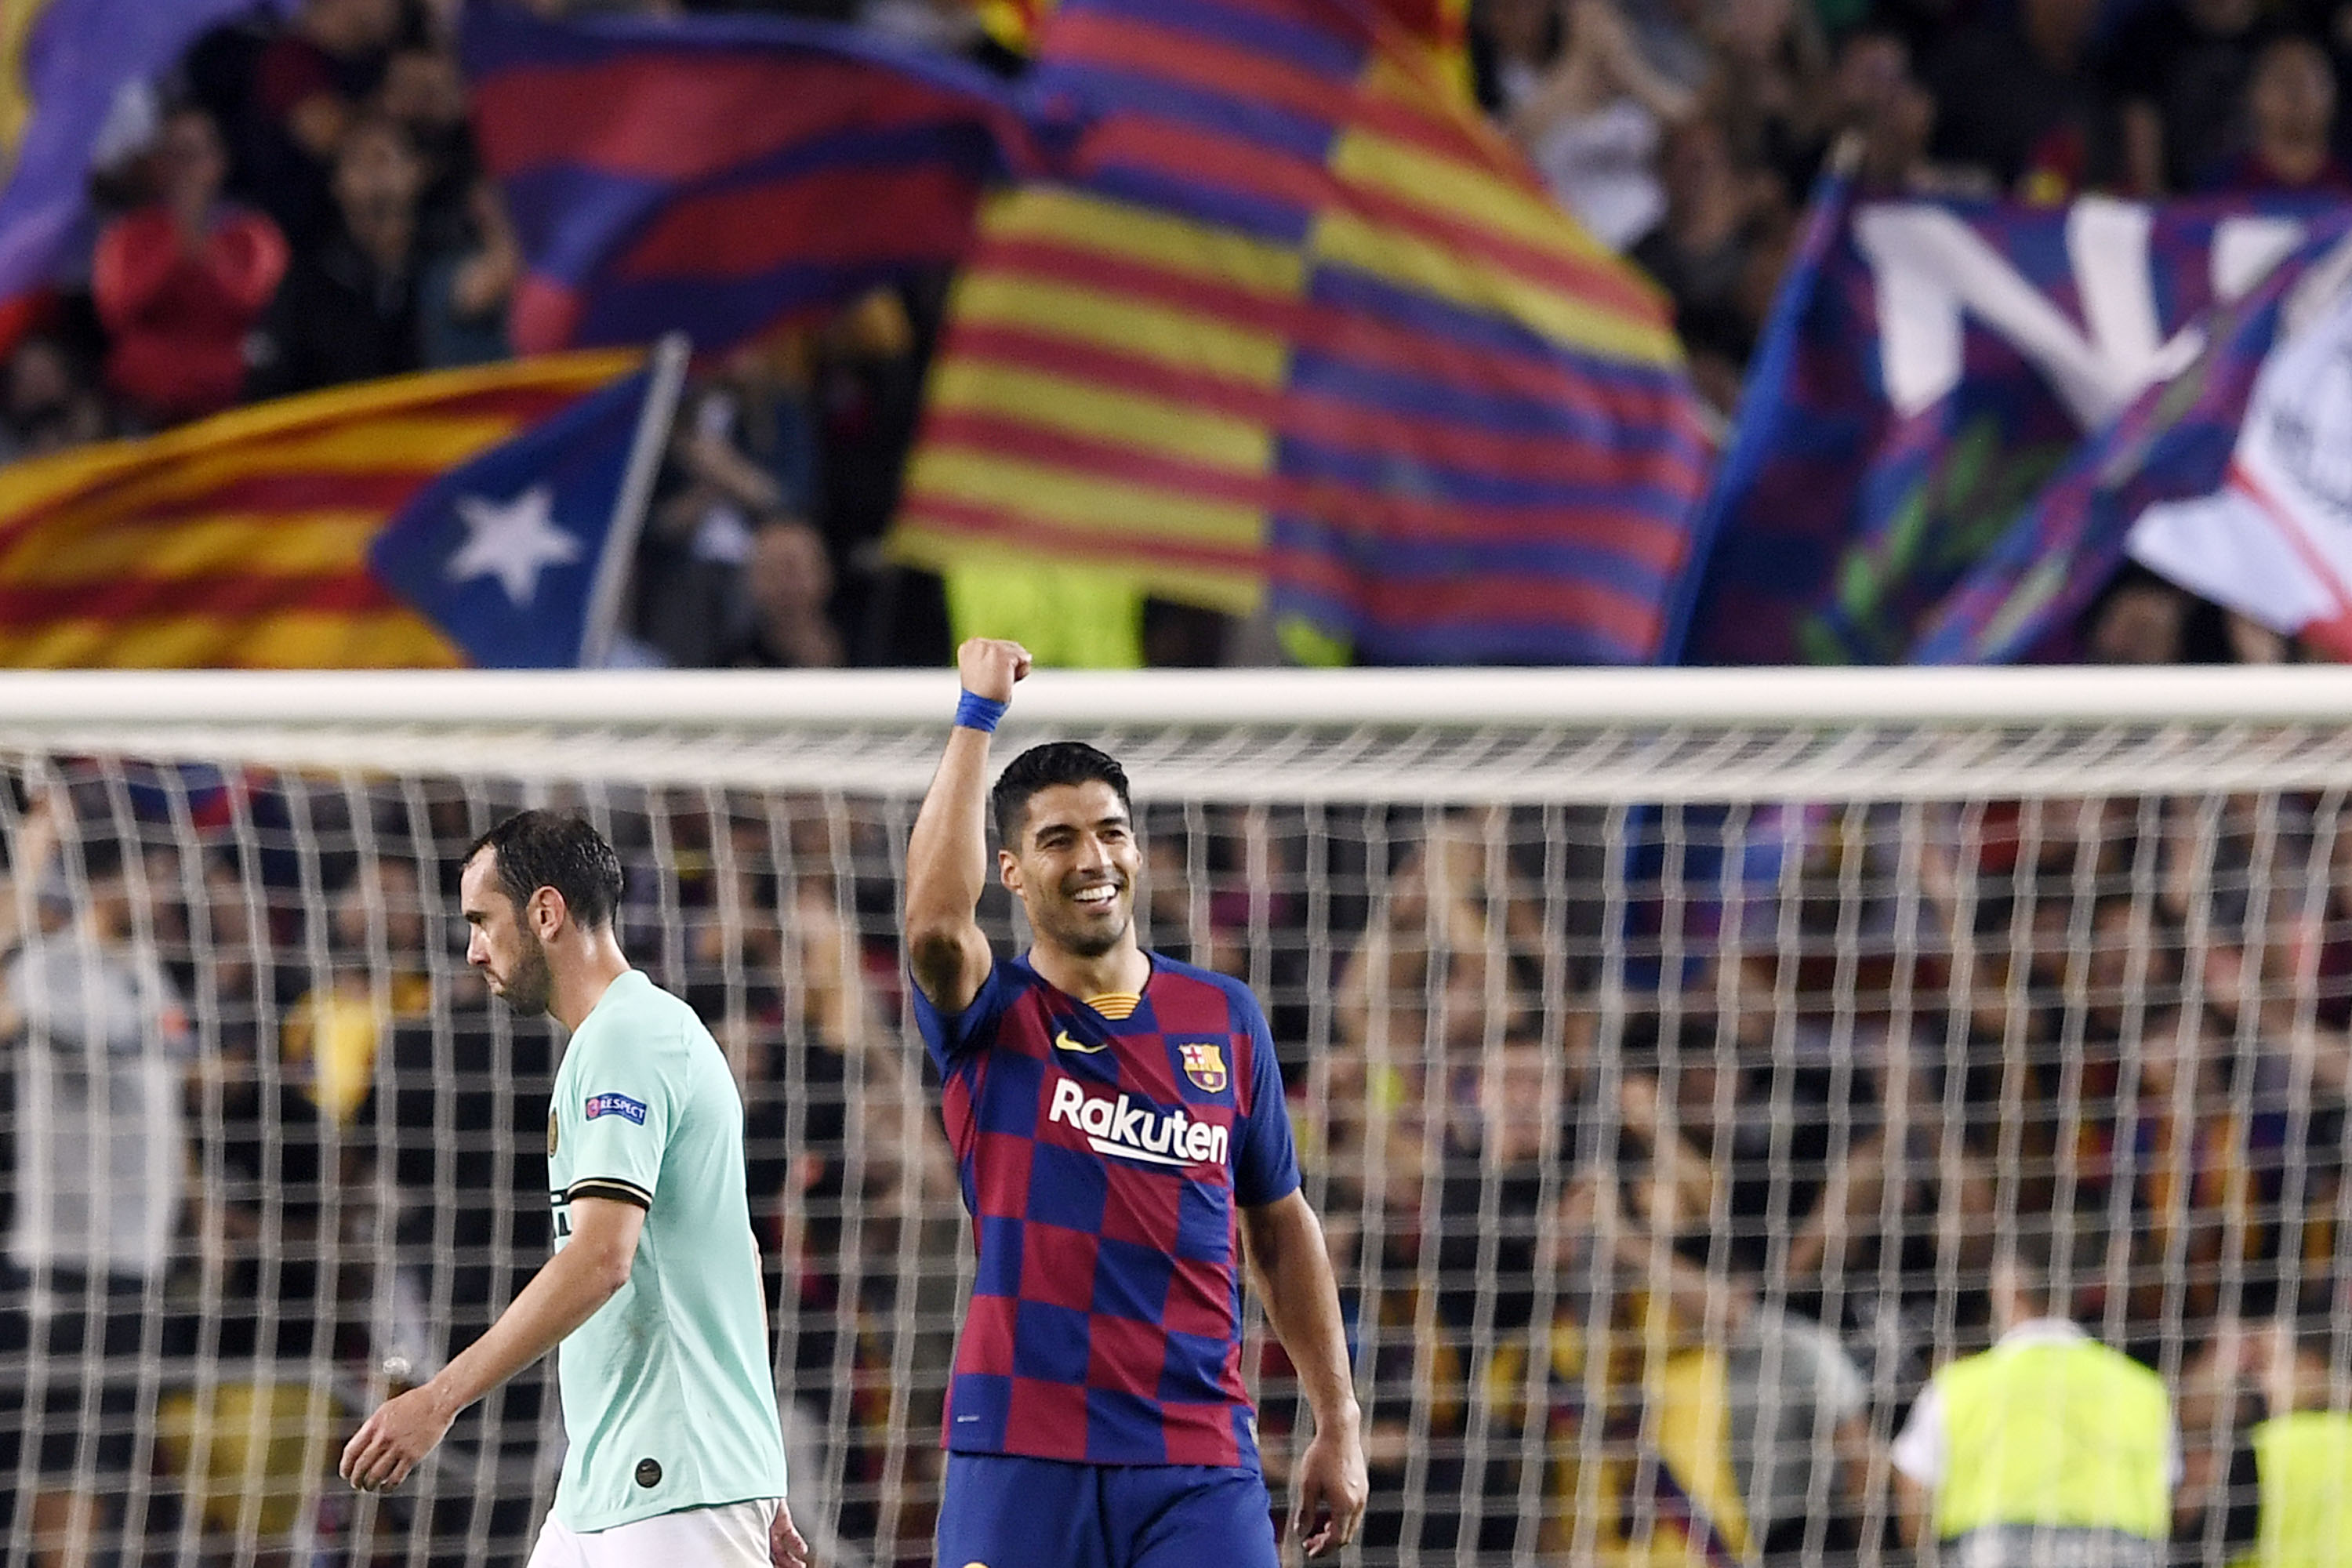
{"left": 0, "top": 668, "right": 2347, "bottom": 803}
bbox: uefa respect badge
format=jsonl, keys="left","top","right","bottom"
{"left": 585, "top": 1091, "right": 648, "bottom": 1124}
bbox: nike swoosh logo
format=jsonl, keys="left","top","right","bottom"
{"left": 1053, "top": 1030, "right": 1109, "bottom": 1054}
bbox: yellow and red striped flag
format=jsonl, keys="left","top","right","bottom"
{"left": 892, "top": 0, "right": 1708, "bottom": 664}
{"left": 0, "top": 351, "right": 637, "bottom": 668}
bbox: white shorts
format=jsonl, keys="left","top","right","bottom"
{"left": 526, "top": 1498, "right": 780, "bottom": 1568}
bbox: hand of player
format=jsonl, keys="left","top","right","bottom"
{"left": 339, "top": 1383, "right": 456, "bottom": 1494}
{"left": 1291, "top": 1419, "right": 1368, "bottom": 1559}
{"left": 956, "top": 637, "right": 1032, "bottom": 704}
{"left": 771, "top": 1497, "right": 811, "bottom": 1567}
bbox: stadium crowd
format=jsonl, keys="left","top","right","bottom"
{"left": 0, "top": 0, "right": 2346, "bottom": 1563}
{"left": 0, "top": 759, "right": 2336, "bottom": 1563}
{"left": 9, "top": 0, "right": 2352, "bottom": 671}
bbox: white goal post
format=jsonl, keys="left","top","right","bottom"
{"left": 0, "top": 666, "right": 2339, "bottom": 1568}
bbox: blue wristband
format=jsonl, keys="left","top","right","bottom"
{"left": 955, "top": 690, "right": 1007, "bottom": 733}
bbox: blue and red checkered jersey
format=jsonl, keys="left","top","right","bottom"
{"left": 910, "top": 952, "right": 1301, "bottom": 1468}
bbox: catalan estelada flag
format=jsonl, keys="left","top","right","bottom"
{"left": 465, "top": 2, "right": 1022, "bottom": 355}
{"left": 890, "top": 0, "right": 1710, "bottom": 664}
{"left": 0, "top": 351, "right": 641, "bottom": 668}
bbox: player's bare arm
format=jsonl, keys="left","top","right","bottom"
{"left": 905, "top": 637, "right": 1030, "bottom": 1013}
{"left": 1240, "top": 1189, "right": 1368, "bottom": 1559}
{"left": 339, "top": 1195, "right": 644, "bottom": 1493}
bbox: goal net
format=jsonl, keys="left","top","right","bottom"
{"left": 0, "top": 666, "right": 2343, "bottom": 1566}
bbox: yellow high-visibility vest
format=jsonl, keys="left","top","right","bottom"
{"left": 2240, "top": 1411, "right": 2352, "bottom": 1568}
{"left": 1934, "top": 1334, "right": 2171, "bottom": 1541}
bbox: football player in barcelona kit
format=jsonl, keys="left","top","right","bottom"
{"left": 905, "top": 637, "right": 1368, "bottom": 1567}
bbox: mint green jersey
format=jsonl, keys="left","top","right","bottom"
{"left": 544, "top": 969, "right": 786, "bottom": 1532}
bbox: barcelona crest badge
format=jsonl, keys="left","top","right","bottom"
{"left": 1178, "top": 1041, "right": 1229, "bottom": 1093}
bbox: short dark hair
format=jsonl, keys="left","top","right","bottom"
{"left": 991, "top": 742, "right": 1132, "bottom": 848}
{"left": 466, "top": 811, "right": 623, "bottom": 931}
{"left": 1997, "top": 1215, "right": 2080, "bottom": 1313}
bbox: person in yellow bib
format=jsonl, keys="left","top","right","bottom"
{"left": 1891, "top": 1223, "right": 2176, "bottom": 1567}
{"left": 2233, "top": 1315, "right": 2352, "bottom": 1568}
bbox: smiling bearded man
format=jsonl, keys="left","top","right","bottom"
{"left": 901, "top": 637, "right": 1367, "bottom": 1568}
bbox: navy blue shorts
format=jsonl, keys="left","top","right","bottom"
{"left": 936, "top": 1452, "right": 1279, "bottom": 1568}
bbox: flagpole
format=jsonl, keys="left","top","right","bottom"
{"left": 579, "top": 332, "right": 691, "bottom": 666}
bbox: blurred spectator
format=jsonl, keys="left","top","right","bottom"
{"left": 1487, "top": 1170, "right": 1871, "bottom": 1560}
{"left": 93, "top": 105, "right": 289, "bottom": 428}
{"left": 1702, "top": 0, "right": 1831, "bottom": 205}
{"left": 1729, "top": 1301, "right": 1874, "bottom": 1563}
{"left": 718, "top": 332, "right": 822, "bottom": 532}
{"left": 2201, "top": 34, "right": 2352, "bottom": 193}
{"left": 1329, "top": 811, "right": 1552, "bottom": 1214}
{"left": 0, "top": 336, "right": 110, "bottom": 463}
{"left": 0, "top": 821, "right": 196, "bottom": 1568}
{"left": 736, "top": 520, "right": 846, "bottom": 666}
{"left": 1822, "top": 26, "right": 1974, "bottom": 193}
{"left": 245, "top": 114, "right": 448, "bottom": 400}
{"left": 186, "top": 858, "right": 301, "bottom": 1341}
{"left": 1921, "top": 0, "right": 2124, "bottom": 197}
{"left": 419, "top": 181, "right": 521, "bottom": 368}
{"left": 1335, "top": 810, "right": 1549, "bottom": 1069}
{"left": 1414, "top": 1024, "right": 1600, "bottom": 1547}
{"left": 2110, "top": 0, "right": 2275, "bottom": 194}
{"left": 367, "top": 36, "right": 521, "bottom": 366}
{"left": 1475, "top": 0, "right": 1562, "bottom": 117}
{"left": 807, "top": 285, "right": 941, "bottom": 662}
{"left": 1632, "top": 117, "right": 1769, "bottom": 412}
{"left": 280, "top": 851, "right": 433, "bottom": 1126}
{"left": 1614, "top": 988, "right": 1894, "bottom": 1293}
{"left": 1570, "top": 1174, "right": 1875, "bottom": 1561}
{"left": 238, "top": 0, "right": 409, "bottom": 249}
{"left": 1485, "top": 0, "right": 1697, "bottom": 249}
{"left": 375, "top": 40, "right": 477, "bottom": 233}
{"left": 1625, "top": 0, "right": 1715, "bottom": 95}
{"left": 631, "top": 360, "right": 844, "bottom": 667}
{"left": 2082, "top": 564, "right": 2234, "bottom": 664}
{"left": 172, "top": 853, "right": 355, "bottom": 1557}
{"left": 1435, "top": 1036, "right": 1584, "bottom": 1331}
{"left": 1610, "top": 1017, "right": 1726, "bottom": 1245}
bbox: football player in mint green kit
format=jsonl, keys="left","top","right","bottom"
{"left": 340, "top": 811, "right": 807, "bottom": 1568}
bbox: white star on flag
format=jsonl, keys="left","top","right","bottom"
{"left": 446, "top": 485, "right": 583, "bottom": 607}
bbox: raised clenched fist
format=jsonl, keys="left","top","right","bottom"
{"left": 956, "top": 638, "right": 1033, "bottom": 704}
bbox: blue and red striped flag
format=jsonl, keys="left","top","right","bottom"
{"left": 1679, "top": 186, "right": 2350, "bottom": 664}
{"left": 1913, "top": 226, "right": 2352, "bottom": 662}
{"left": 462, "top": 3, "right": 1025, "bottom": 355}
{"left": 889, "top": 0, "right": 1712, "bottom": 665}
